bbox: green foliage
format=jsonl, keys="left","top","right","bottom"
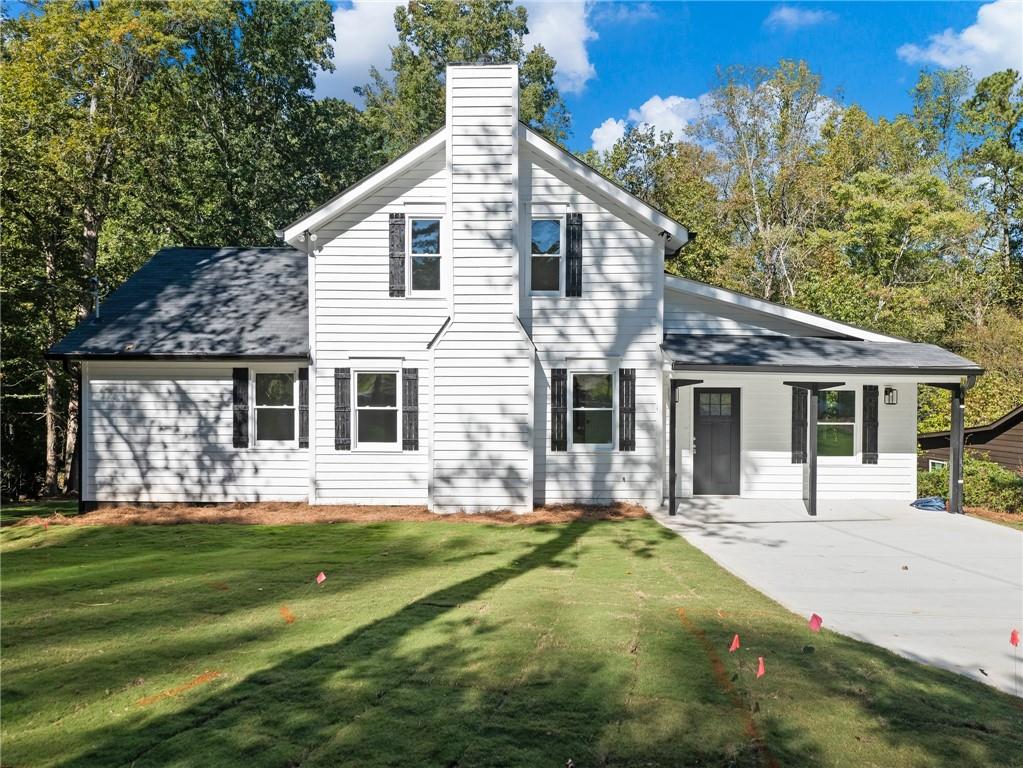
{"left": 918, "top": 453, "right": 1023, "bottom": 513}
{"left": 359, "top": 0, "right": 570, "bottom": 158}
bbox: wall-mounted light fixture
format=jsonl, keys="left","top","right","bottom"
{"left": 884, "top": 386, "right": 898, "bottom": 406}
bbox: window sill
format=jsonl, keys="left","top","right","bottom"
{"left": 530, "top": 291, "right": 563, "bottom": 298}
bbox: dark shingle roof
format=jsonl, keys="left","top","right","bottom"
{"left": 48, "top": 247, "right": 308, "bottom": 360}
{"left": 662, "top": 334, "right": 982, "bottom": 376}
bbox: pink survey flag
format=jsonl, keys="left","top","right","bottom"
{"left": 316, "top": 571, "right": 326, "bottom": 585}
{"left": 756, "top": 657, "right": 766, "bottom": 679}
{"left": 729, "top": 634, "right": 740, "bottom": 653}
{"left": 808, "top": 613, "right": 823, "bottom": 633}
{"left": 1011, "top": 628, "right": 1020, "bottom": 647}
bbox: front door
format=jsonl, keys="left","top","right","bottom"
{"left": 693, "top": 388, "right": 740, "bottom": 495}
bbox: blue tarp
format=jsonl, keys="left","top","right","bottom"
{"left": 911, "top": 496, "right": 947, "bottom": 511}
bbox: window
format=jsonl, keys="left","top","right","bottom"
{"left": 572, "top": 373, "right": 613, "bottom": 446}
{"left": 530, "top": 218, "right": 562, "bottom": 293}
{"left": 410, "top": 218, "right": 441, "bottom": 292}
{"left": 928, "top": 459, "right": 948, "bottom": 471}
{"left": 698, "top": 391, "right": 733, "bottom": 416}
{"left": 254, "top": 372, "right": 296, "bottom": 444}
{"left": 356, "top": 372, "right": 398, "bottom": 446}
{"left": 817, "top": 390, "right": 855, "bottom": 457}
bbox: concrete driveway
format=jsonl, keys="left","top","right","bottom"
{"left": 653, "top": 498, "right": 1023, "bottom": 695}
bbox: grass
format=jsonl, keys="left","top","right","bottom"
{"left": 0, "top": 499, "right": 78, "bottom": 526}
{"left": 2, "top": 516, "right": 1021, "bottom": 767}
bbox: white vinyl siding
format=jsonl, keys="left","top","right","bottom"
{"left": 431, "top": 64, "right": 533, "bottom": 512}
{"left": 526, "top": 149, "right": 663, "bottom": 506}
{"left": 668, "top": 374, "right": 919, "bottom": 501}
{"left": 84, "top": 362, "right": 307, "bottom": 503}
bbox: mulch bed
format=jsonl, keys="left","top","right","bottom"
{"left": 14, "top": 501, "right": 648, "bottom": 528}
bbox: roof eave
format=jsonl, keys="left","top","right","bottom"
{"left": 46, "top": 352, "right": 311, "bottom": 363}
{"left": 667, "top": 361, "right": 984, "bottom": 377}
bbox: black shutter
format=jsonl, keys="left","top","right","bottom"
{"left": 551, "top": 368, "right": 567, "bottom": 451}
{"left": 791, "top": 387, "right": 807, "bottom": 464}
{"left": 334, "top": 368, "right": 351, "bottom": 450}
{"left": 389, "top": 213, "right": 406, "bottom": 297}
{"left": 402, "top": 368, "right": 419, "bottom": 451}
{"left": 298, "top": 367, "right": 309, "bottom": 448}
{"left": 232, "top": 367, "right": 249, "bottom": 448}
{"left": 619, "top": 368, "right": 636, "bottom": 451}
{"left": 566, "top": 213, "right": 583, "bottom": 297}
{"left": 863, "top": 385, "right": 879, "bottom": 464}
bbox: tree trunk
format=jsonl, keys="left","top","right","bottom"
{"left": 62, "top": 371, "right": 80, "bottom": 495}
{"left": 43, "top": 361, "right": 60, "bottom": 495}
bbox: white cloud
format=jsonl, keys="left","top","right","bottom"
{"left": 764, "top": 5, "right": 836, "bottom": 31}
{"left": 523, "top": 1, "right": 598, "bottom": 94}
{"left": 591, "top": 2, "right": 657, "bottom": 24}
{"left": 590, "top": 117, "right": 627, "bottom": 153}
{"left": 315, "top": 1, "right": 402, "bottom": 102}
{"left": 897, "top": 0, "right": 1023, "bottom": 77}
{"left": 627, "top": 94, "right": 704, "bottom": 139}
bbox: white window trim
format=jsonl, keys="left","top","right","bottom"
{"left": 352, "top": 365, "right": 403, "bottom": 452}
{"left": 407, "top": 214, "right": 444, "bottom": 298}
{"left": 250, "top": 365, "right": 299, "bottom": 450}
{"left": 529, "top": 215, "right": 566, "bottom": 297}
{"left": 928, "top": 459, "right": 948, "bottom": 471}
{"left": 816, "top": 387, "right": 857, "bottom": 462}
{"left": 568, "top": 367, "right": 617, "bottom": 452}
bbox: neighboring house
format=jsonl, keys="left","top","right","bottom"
{"left": 918, "top": 405, "right": 1023, "bottom": 474}
{"left": 49, "top": 64, "right": 983, "bottom": 515}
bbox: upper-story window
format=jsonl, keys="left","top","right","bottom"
{"left": 410, "top": 218, "right": 441, "bottom": 293}
{"left": 530, "top": 218, "right": 562, "bottom": 294}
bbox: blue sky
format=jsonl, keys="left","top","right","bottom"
{"left": 319, "top": 1, "right": 1022, "bottom": 152}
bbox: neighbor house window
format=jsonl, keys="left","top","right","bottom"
{"left": 928, "top": 459, "right": 948, "bottom": 471}
{"left": 530, "top": 218, "right": 562, "bottom": 293}
{"left": 254, "top": 372, "right": 296, "bottom": 444}
{"left": 410, "top": 218, "right": 441, "bottom": 293}
{"left": 356, "top": 371, "right": 398, "bottom": 446}
{"left": 817, "top": 390, "right": 855, "bottom": 457}
{"left": 572, "top": 372, "right": 614, "bottom": 446}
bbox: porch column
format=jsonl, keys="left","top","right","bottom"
{"left": 927, "top": 377, "right": 975, "bottom": 514}
{"left": 784, "top": 381, "right": 844, "bottom": 517}
{"left": 668, "top": 378, "right": 703, "bottom": 516}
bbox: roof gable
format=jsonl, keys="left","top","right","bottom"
{"left": 664, "top": 274, "right": 903, "bottom": 343}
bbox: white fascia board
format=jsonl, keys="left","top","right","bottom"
{"left": 521, "top": 125, "right": 689, "bottom": 249}
{"left": 281, "top": 131, "right": 447, "bottom": 246}
{"left": 663, "top": 273, "right": 902, "bottom": 342}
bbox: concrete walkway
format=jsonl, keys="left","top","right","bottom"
{"left": 653, "top": 498, "right": 1023, "bottom": 696}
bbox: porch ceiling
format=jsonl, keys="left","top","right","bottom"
{"left": 662, "top": 334, "right": 982, "bottom": 377}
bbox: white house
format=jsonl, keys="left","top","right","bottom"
{"left": 50, "top": 64, "right": 981, "bottom": 516}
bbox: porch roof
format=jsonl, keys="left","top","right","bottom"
{"left": 662, "top": 334, "right": 982, "bottom": 376}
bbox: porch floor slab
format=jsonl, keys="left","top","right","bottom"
{"left": 652, "top": 498, "right": 1023, "bottom": 696}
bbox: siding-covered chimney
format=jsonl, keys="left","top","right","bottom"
{"left": 432, "top": 64, "right": 533, "bottom": 513}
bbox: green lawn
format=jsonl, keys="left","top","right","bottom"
{"left": 0, "top": 499, "right": 78, "bottom": 525}
{"left": 2, "top": 517, "right": 1021, "bottom": 767}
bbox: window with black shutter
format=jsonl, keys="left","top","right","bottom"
{"left": 566, "top": 212, "right": 583, "bottom": 297}
{"left": 298, "top": 367, "right": 309, "bottom": 449}
{"left": 389, "top": 213, "right": 406, "bottom": 297}
{"left": 334, "top": 368, "right": 351, "bottom": 450}
{"left": 862, "top": 385, "right": 878, "bottom": 464}
{"left": 791, "top": 387, "right": 807, "bottom": 463}
{"left": 551, "top": 368, "right": 567, "bottom": 451}
{"left": 232, "top": 368, "right": 249, "bottom": 448}
{"left": 619, "top": 368, "right": 635, "bottom": 451}
{"left": 402, "top": 368, "right": 419, "bottom": 451}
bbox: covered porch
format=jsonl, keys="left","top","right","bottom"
{"left": 662, "top": 335, "right": 983, "bottom": 516}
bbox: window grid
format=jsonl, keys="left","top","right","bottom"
{"left": 571, "top": 372, "right": 614, "bottom": 447}
{"left": 355, "top": 371, "right": 400, "bottom": 448}
{"left": 530, "top": 217, "right": 563, "bottom": 294}
{"left": 253, "top": 371, "right": 297, "bottom": 446}
{"left": 408, "top": 217, "right": 442, "bottom": 294}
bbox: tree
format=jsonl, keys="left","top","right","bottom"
{"left": 692, "top": 60, "right": 839, "bottom": 300}
{"left": 961, "top": 69, "right": 1023, "bottom": 304}
{"left": 358, "top": 0, "right": 570, "bottom": 158}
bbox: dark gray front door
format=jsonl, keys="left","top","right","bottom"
{"left": 693, "top": 388, "right": 740, "bottom": 495}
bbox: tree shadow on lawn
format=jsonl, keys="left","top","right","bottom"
{"left": 6, "top": 520, "right": 1022, "bottom": 767}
